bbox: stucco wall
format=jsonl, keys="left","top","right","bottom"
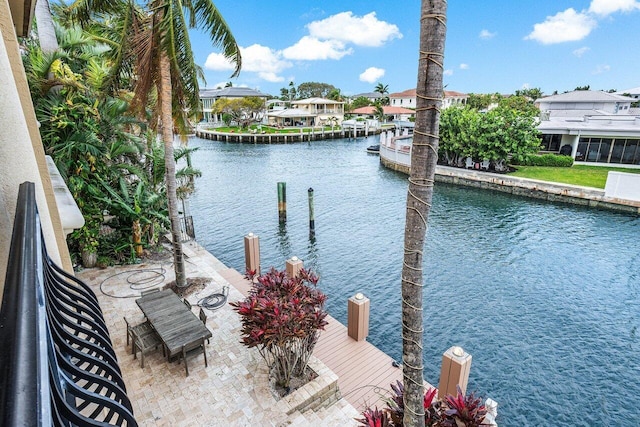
{"left": 1, "top": 3, "right": 72, "bottom": 297}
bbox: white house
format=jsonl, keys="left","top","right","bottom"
{"left": 389, "top": 89, "right": 468, "bottom": 109}
{"left": 349, "top": 92, "right": 385, "bottom": 104}
{"left": 535, "top": 90, "right": 640, "bottom": 165}
{"left": 615, "top": 87, "right": 640, "bottom": 101}
{"left": 266, "top": 97, "right": 344, "bottom": 127}
{"left": 199, "top": 87, "right": 268, "bottom": 123}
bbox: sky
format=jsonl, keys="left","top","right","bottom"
{"left": 190, "top": 0, "right": 640, "bottom": 97}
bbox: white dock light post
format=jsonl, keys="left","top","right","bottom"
{"left": 347, "top": 292, "right": 370, "bottom": 341}
{"left": 438, "top": 345, "right": 472, "bottom": 398}
{"left": 244, "top": 232, "right": 260, "bottom": 276}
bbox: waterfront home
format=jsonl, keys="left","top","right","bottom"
{"left": 535, "top": 90, "right": 640, "bottom": 165}
{"left": 615, "top": 86, "right": 640, "bottom": 101}
{"left": 350, "top": 105, "right": 416, "bottom": 122}
{"left": 389, "top": 89, "right": 469, "bottom": 109}
{"left": 266, "top": 97, "right": 345, "bottom": 127}
{"left": 348, "top": 91, "right": 386, "bottom": 104}
{"left": 199, "top": 86, "right": 269, "bottom": 123}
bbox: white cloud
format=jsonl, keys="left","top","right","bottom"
{"left": 359, "top": 67, "right": 385, "bottom": 83}
{"left": 589, "top": 0, "right": 640, "bottom": 16}
{"left": 592, "top": 64, "right": 611, "bottom": 74}
{"left": 525, "top": 8, "right": 597, "bottom": 44}
{"left": 307, "top": 11, "right": 402, "bottom": 47}
{"left": 459, "top": 63, "right": 469, "bottom": 70}
{"left": 573, "top": 46, "right": 590, "bottom": 57}
{"left": 479, "top": 29, "right": 496, "bottom": 39}
{"left": 204, "top": 53, "right": 237, "bottom": 72}
{"left": 443, "top": 69, "right": 453, "bottom": 76}
{"left": 521, "top": 83, "right": 531, "bottom": 90}
{"left": 206, "top": 44, "right": 292, "bottom": 82}
{"left": 282, "top": 36, "right": 353, "bottom": 60}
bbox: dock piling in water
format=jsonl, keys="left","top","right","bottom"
{"left": 277, "top": 182, "right": 287, "bottom": 223}
{"left": 308, "top": 187, "right": 315, "bottom": 236}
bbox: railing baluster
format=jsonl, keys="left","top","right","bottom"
{"left": 0, "top": 182, "right": 137, "bottom": 426}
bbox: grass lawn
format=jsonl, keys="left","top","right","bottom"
{"left": 509, "top": 165, "right": 640, "bottom": 189}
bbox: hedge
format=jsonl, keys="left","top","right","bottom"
{"left": 512, "top": 153, "right": 574, "bottom": 167}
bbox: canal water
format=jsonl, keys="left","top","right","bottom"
{"left": 188, "top": 135, "right": 639, "bottom": 425}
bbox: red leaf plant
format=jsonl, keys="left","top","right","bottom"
{"left": 231, "top": 267, "right": 328, "bottom": 389}
{"left": 386, "top": 380, "right": 440, "bottom": 426}
{"left": 356, "top": 407, "right": 391, "bottom": 427}
{"left": 358, "top": 382, "right": 488, "bottom": 426}
{"left": 440, "top": 385, "right": 488, "bottom": 427}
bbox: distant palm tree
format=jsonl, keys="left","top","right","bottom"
{"left": 69, "top": 0, "right": 241, "bottom": 287}
{"left": 374, "top": 103, "right": 386, "bottom": 123}
{"left": 374, "top": 82, "right": 390, "bottom": 106}
{"left": 400, "top": 1, "right": 447, "bottom": 426}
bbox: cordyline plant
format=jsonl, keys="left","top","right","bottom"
{"left": 230, "top": 267, "right": 328, "bottom": 389}
{"left": 357, "top": 383, "right": 488, "bottom": 427}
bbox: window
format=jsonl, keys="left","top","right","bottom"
{"left": 622, "top": 140, "right": 639, "bottom": 164}
{"left": 610, "top": 140, "right": 625, "bottom": 164}
{"left": 540, "top": 134, "right": 561, "bottom": 151}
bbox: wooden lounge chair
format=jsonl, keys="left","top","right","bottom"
{"left": 183, "top": 298, "right": 191, "bottom": 310}
{"left": 199, "top": 308, "right": 210, "bottom": 344}
{"left": 124, "top": 316, "right": 153, "bottom": 354}
{"left": 180, "top": 337, "right": 208, "bottom": 377}
{"left": 132, "top": 326, "right": 163, "bottom": 368}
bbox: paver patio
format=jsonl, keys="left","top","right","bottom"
{"left": 77, "top": 241, "right": 361, "bottom": 426}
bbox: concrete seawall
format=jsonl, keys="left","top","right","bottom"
{"left": 380, "top": 156, "right": 640, "bottom": 215}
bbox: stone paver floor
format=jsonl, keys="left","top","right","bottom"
{"left": 77, "top": 242, "right": 360, "bottom": 426}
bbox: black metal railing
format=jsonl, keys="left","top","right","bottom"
{"left": 0, "top": 182, "right": 137, "bottom": 426}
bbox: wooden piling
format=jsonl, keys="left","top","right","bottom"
{"left": 277, "top": 182, "right": 286, "bottom": 223}
{"left": 308, "top": 187, "right": 315, "bottom": 236}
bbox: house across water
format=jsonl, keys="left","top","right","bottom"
{"left": 536, "top": 90, "right": 640, "bottom": 166}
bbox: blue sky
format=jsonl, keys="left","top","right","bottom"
{"left": 190, "top": 0, "right": 640, "bottom": 97}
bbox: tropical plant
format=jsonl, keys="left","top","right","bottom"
{"left": 351, "top": 96, "right": 373, "bottom": 110}
{"left": 400, "top": 1, "right": 447, "bottom": 424}
{"left": 374, "top": 103, "right": 386, "bottom": 123}
{"left": 212, "top": 97, "right": 265, "bottom": 129}
{"left": 357, "top": 383, "right": 487, "bottom": 427}
{"left": 438, "top": 106, "right": 477, "bottom": 167}
{"left": 374, "top": 82, "right": 390, "bottom": 105}
{"left": 440, "top": 386, "right": 487, "bottom": 427}
{"left": 356, "top": 407, "right": 391, "bottom": 427}
{"left": 67, "top": 0, "right": 241, "bottom": 287}
{"left": 387, "top": 381, "right": 440, "bottom": 426}
{"left": 231, "top": 267, "right": 328, "bottom": 389}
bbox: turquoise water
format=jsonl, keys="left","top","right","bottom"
{"left": 188, "top": 136, "right": 640, "bottom": 425}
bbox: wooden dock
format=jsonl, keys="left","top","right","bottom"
{"left": 218, "top": 267, "right": 411, "bottom": 412}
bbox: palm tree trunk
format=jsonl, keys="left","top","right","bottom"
{"left": 35, "top": 0, "right": 59, "bottom": 53}
{"left": 159, "top": 52, "right": 186, "bottom": 287}
{"left": 401, "top": 2, "right": 447, "bottom": 426}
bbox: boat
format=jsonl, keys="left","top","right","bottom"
{"left": 366, "top": 144, "right": 380, "bottom": 154}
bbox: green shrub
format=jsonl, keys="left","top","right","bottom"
{"left": 513, "top": 153, "right": 574, "bottom": 167}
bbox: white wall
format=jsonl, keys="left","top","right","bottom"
{"left": 604, "top": 172, "right": 640, "bottom": 202}
{"left": 1, "top": 8, "right": 66, "bottom": 295}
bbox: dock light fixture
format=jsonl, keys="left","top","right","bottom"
{"left": 452, "top": 346, "right": 465, "bottom": 357}
{"left": 355, "top": 292, "right": 365, "bottom": 300}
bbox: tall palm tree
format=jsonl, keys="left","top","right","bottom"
{"left": 35, "top": 0, "right": 59, "bottom": 53}
{"left": 401, "top": 2, "right": 447, "bottom": 426}
{"left": 68, "top": 0, "right": 241, "bottom": 287}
